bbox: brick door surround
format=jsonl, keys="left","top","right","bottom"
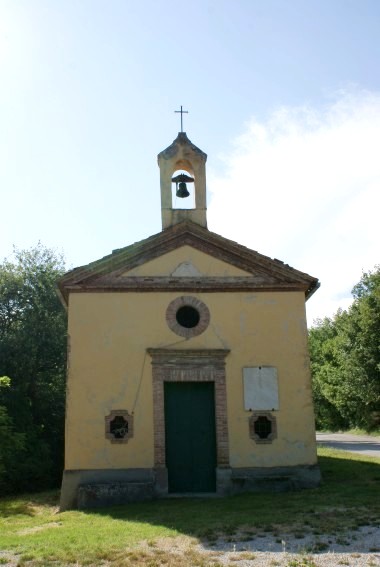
{"left": 147, "top": 349, "right": 230, "bottom": 473}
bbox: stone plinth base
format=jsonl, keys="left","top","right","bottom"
{"left": 77, "top": 482, "right": 154, "bottom": 509}
{"left": 230, "top": 465, "right": 321, "bottom": 494}
{"left": 60, "top": 464, "right": 321, "bottom": 510}
{"left": 60, "top": 468, "right": 155, "bottom": 511}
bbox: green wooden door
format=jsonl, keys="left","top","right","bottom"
{"left": 164, "top": 382, "right": 217, "bottom": 493}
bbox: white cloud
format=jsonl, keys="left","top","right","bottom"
{"left": 208, "top": 90, "right": 380, "bottom": 325}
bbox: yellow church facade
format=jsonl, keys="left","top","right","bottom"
{"left": 59, "top": 131, "right": 320, "bottom": 509}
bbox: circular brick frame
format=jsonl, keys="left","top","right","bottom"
{"left": 166, "top": 296, "right": 210, "bottom": 338}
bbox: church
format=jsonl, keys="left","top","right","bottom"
{"left": 59, "top": 121, "right": 321, "bottom": 510}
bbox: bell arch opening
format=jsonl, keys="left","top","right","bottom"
{"left": 171, "top": 165, "right": 195, "bottom": 210}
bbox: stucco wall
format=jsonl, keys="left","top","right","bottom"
{"left": 64, "top": 289, "right": 317, "bottom": 471}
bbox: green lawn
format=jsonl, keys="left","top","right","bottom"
{"left": 0, "top": 448, "right": 379, "bottom": 566}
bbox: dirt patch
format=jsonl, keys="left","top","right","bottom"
{"left": 2, "top": 524, "right": 380, "bottom": 566}
{"left": 196, "top": 524, "right": 380, "bottom": 565}
{"left": 16, "top": 521, "right": 62, "bottom": 535}
{"left": 137, "top": 525, "right": 380, "bottom": 566}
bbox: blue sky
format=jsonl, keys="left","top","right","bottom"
{"left": 1, "top": 0, "right": 379, "bottom": 324}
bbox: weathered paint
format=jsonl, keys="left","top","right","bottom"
{"left": 64, "top": 289, "right": 317, "bottom": 471}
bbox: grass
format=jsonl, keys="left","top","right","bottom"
{"left": 0, "top": 448, "right": 379, "bottom": 566}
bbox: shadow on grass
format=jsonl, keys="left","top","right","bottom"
{"left": 0, "top": 455, "right": 379, "bottom": 567}
{"left": 80, "top": 454, "right": 380, "bottom": 537}
{"left": 1, "top": 455, "right": 379, "bottom": 539}
{"left": 0, "top": 490, "right": 59, "bottom": 518}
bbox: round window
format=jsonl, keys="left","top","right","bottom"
{"left": 176, "top": 305, "right": 200, "bottom": 328}
{"left": 166, "top": 296, "right": 210, "bottom": 338}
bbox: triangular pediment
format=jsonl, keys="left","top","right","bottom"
{"left": 120, "top": 246, "right": 252, "bottom": 278}
{"left": 58, "top": 221, "right": 319, "bottom": 304}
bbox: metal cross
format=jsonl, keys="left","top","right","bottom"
{"left": 174, "top": 105, "right": 188, "bottom": 132}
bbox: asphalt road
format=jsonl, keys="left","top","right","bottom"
{"left": 316, "top": 432, "right": 380, "bottom": 458}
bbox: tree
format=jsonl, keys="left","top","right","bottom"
{"left": 309, "top": 315, "right": 349, "bottom": 430}
{"left": 0, "top": 244, "right": 67, "bottom": 494}
{"left": 0, "top": 377, "right": 25, "bottom": 493}
{"left": 337, "top": 267, "right": 380, "bottom": 427}
{"left": 309, "top": 266, "right": 380, "bottom": 431}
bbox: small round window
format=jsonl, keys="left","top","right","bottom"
{"left": 166, "top": 296, "right": 210, "bottom": 338}
{"left": 176, "top": 305, "right": 200, "bottom": 328}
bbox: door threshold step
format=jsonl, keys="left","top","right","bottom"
{"left": 166, "top": 492, "right": 220, "bottom": 498}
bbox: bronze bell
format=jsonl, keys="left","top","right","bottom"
{"left": 172, "top": 173, "right": 194, "bottom": 199}
{"left": 176, "top": 181, "right": 190, "bottom": 198}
